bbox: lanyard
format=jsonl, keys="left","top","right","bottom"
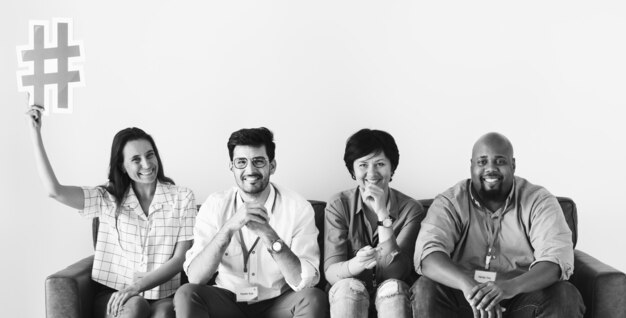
{"left": 239, "top": 231, "right": 260, "bottom": 273}
{"left": 232, "top": 188, "right": 277, "bottom": 273}
{"left": 484, "top": 214, "right": 503, "bottom": 270}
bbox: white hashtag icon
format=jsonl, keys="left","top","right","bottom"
{"left": 16, "top": 18, "right": 85, "bottom": 114}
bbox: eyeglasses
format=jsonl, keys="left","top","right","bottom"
{"left": 232, "top": 156, "right": 268, "bottom": 169}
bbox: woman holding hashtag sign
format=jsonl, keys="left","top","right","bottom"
{"left": 323, "top": 129, "right": 426, "bottom": 318}
{"left": 26, "top": 104, "right": 196, "bottom": 318}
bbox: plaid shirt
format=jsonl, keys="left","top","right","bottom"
{"left": 80, "top": 181, "right": 196, "bottom": 299}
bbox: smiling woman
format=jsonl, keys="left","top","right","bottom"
{"left": 25, "top": 105, "right": 197, "bottom": 318}
{"left": 324, "top": 128, "right": 426, "bottom": 318}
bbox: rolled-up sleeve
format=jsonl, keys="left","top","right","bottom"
{"left": 528, "top": 195, "right": 574, "bottom": 280}
{"left": 414, "top": 196, "right": 462, "bottom": 275}
{"left": 287, "top": 202, "right": 320, "bottom": 290}
{"left": 376, "top": 201, "right": 424, "bottom": 281}
{"left": 183, "top": 197, "right": 218, "bottom": 274}
{"left": 323, "top": 199, "right": 349, "bottom": 275}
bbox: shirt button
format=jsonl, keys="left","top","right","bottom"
{"left": 225, "top": 252, "right": 229, "bottom": 256}
{"left": 252, "top": 273, "right": 255, "bottom": 276}
{"left": 252, "top": 251, "right": 255, "bottom": 254}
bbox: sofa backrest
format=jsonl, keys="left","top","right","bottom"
{"left": 92, "top": 196, "right": 578, "bottom": 289}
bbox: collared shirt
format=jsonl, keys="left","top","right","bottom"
{"left": 183, "top": 183, "right": 320, "bottom": 302}
{"left": 80, "top": 181, "right": 196, "bottom": 299}
{"left": 414, "top": 176, "right": 574, "bottom": 281}
{"left": 324, "top": 187, "right": 425, "bottom": 291}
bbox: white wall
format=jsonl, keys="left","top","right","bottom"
{"left": 2, "top": 1, "right": 625, "bottom": 317}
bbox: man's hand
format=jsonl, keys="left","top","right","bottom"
{"left": 361, "top": 183, "right": 388, "bottom": 217}
{"left": 224, "top": 202, "right": 269, "bottom": 233}
{"left": 465, "top": 280, "right": 513, "bottom": 318}
{"left": 464, "top": 300, "right": 505, "bottom": 318}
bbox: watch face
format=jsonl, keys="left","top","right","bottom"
{"left": 272, "top": 240, "right": 283, "bottom": 252}
{"left": 383, "top": 218, "right": 393, "bottom": 227}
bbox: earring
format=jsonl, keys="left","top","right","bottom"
{"left": 351, "top": 174, "right": 356, "bottom": 180}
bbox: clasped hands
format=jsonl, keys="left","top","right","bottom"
{"left": 226, "top": 202, "right": 275, "bottom": 242}
{"left": 464, "top": 280, "right": 514, "bottom": 318}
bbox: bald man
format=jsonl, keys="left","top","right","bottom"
{"left": 411, "top": 133, "right": 584, "bottom": 318}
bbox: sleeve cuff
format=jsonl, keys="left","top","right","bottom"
{"left": 530, "top": 257, "right": 573, "bottom": 280}
{"left": 288, "top": 259, "right": 319, "bottom": 291}
{"left": 415, "top": 246, "right": 449, "bottom": 275}
{"left": 182, "top": 249, "right": 196, "bottom": 275}
{"left": 376, "top": 238, "right": 401, "bottom": 266}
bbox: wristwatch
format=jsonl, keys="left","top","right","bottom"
{"left": 377, "top": 216, "right": 395, "bottom": 228}
{"left": 270, "top": 239, "right": 285, "bottom": 253}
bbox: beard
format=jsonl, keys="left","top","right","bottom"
{"left": 239, "top": 174, "right": 270, "bottom": 195}
{"left": 479, "top": 186, "right": 505, "bottom": 201}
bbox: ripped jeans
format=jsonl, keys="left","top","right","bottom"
{"left": 328, "top": 278, "right": 411, "bottom": 318}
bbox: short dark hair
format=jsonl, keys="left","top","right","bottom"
{"left": 227, "top": 127, "right": 276, "bottom": 161}
{"left": 344, "top": 129, "right": 399, "bottom": 177}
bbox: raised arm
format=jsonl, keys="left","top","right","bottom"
{"left": 26, "top": 105, "right": 84, "bottom": 209}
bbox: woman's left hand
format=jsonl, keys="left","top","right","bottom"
{"left": 106, "top": 285, "right": 141, "bottom": 317}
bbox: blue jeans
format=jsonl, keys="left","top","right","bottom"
{"left": 410, "top": 276, "right": 585, "bottom": 318}
{"left": 329, "top": 278, "right": 412, "bottom": 318}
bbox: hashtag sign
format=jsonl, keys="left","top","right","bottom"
{"left": 17, "top": 18, "right": 85, "bottom": 114}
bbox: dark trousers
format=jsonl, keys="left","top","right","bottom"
{"left": 173, "top": 283, "right": 329, "bottom": 318}
{"left": 410, "top": 276, "right": 585, "bottom": 318}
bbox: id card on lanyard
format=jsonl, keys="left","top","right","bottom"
{"left": 232, "top": 187, "right": 277, "bottom": 302}
{"left": 474, "top": 213, "right": 503, "bottom": 283}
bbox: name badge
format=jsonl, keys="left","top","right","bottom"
{"left": 236, "top": 286, "right": 259, "bottom": 302}
{"left": 474, "top": 270, "right": 497, "bottom": 283}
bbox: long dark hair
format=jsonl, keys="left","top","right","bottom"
{"left": 101, "top": 127, "right": 174, "bottom": 208}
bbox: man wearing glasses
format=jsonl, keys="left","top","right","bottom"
{"left": 174, "top": 127, "right": 329, "bottom": 318}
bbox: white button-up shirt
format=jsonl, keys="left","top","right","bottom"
{"left": 81, "top": 181, "right": 196, "bottom": 299}
{"left": 184, "top": 183, "right": 320, "bottom": 302}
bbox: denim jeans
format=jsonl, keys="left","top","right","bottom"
{"left": 329, "top": 278, "right": 411, "bottom": 318}
{"left": 410, "top": 276, "right": 585, "bottom": 318}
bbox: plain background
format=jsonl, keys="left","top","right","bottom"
{"left": 2, "top": 1, "right": 625, "bottom": 317}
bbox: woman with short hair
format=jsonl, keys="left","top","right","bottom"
{"left": 324, "top": 128, "right": 425, "bottom": 318}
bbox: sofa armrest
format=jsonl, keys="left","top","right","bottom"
{"left": 570, "top": 250, "right": 626, "bottom": 318}
{"left": 45, "top": 255, "right": 96, "bottom": 318}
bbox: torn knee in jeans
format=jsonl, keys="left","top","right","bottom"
{"left": 329, "top": 278, "right": 368, "bottom": 302}
{"left": 376, "top": 279, "right": 408, "bottom": 300}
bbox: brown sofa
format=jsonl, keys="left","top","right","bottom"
{"left": 46, "top": 197, "right": 626, "bottom": 318}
